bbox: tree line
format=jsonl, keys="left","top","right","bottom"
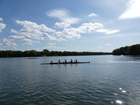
{"left": 112, "top": 44, "right": 140, "bottom": 55}
{"left": 0, "top": 49, "right": 111, "bottom": 57}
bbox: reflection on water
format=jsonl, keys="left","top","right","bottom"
{"left": 0, "top": 55, "right": 140, "bottom": 105}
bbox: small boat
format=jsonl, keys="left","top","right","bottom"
{"left": 40, "top": 61, "right": 90, "bottom": 65}
{"left": 28, "top": 57, "right": 38, "bottom": 59}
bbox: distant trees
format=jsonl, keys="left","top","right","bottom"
{"left": 1, "top": 44, "right": 139, "bottom": 57}
{"left": 112, "top": 44, "right": 140, "bottom": 55}
{"left": 43, "top": 49, "right": 50, "bottom": 56}
{"left": 0, "top": 50, "right": 38, "bottom": 57}
{"left": 0, "top": 50, "right": 23, "bottom": 57}
{"left": 0, "top": 49, "right": 111, "bottom": 57}
{"left": 23, "top": 50, "right": 37, "bottom": 57}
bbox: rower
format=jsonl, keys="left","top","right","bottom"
{"left": 70, "top": 59, "right": 73, "bottom": 63}
{"left": 50, "top": 60, "right": 53, "bottom": 64}
{"left": 74, "top": 59, "right": 77, "bottom": 63}
{"left": 64, "top": 59, "right": 67, "bottom": 63}
{"left": 58, "top": 59, "right": 61, "bottom": 64}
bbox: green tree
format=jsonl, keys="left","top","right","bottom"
{"left": 43, "top": 49, "right": 50, "bottom": 56}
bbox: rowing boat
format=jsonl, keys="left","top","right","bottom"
{"left": 40, "top": 61, "right": 90, "bottom": 65}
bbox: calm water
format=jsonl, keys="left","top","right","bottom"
{"left": 0, "top": 55, "right": 140, "bottom": 105}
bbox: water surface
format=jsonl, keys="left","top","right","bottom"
{"left": 0, "top": 55, "right": 140, "bottom": 105}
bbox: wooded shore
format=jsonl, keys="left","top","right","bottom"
{"left": 0, "top": 49, "right": 111, "bottom": 57}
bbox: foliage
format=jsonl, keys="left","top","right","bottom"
{"left": 112, "top": 44, "right": 140, "bottom": 55}
{"left": 0, "top": 49, "right": 111, "bottom": 57}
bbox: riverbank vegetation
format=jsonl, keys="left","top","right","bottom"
{"left": 0, "top": 49, "right": 111, "bottom": 57}
{"left": 112, "top": 44, "right": 140, "bottom": 55}
{"left": 1, "top": 44, "right": 139, "bottom": 57}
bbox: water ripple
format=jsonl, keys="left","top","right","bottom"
{"left": 0, "top": 56, "right": 140, "bottom": 104}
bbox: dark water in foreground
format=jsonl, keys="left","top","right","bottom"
{"left": 0, "top": 55, "right": 140, "bottom": 105}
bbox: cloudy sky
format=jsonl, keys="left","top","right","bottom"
{"left": 0, "top": 0, "right": 140, "bottom": 52}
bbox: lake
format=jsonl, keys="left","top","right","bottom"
{"left": 0, "top": 55, "right": 140, "bottom": 105}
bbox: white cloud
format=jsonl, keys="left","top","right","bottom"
{"left": 48, "top": 42, "right": 56, "bottom": 46}
{"left": 56, "top": 29, "right": 81, "bottom": 39}
{"left": 89, "top": 13, "right": 98, "bottom": 17}
{"left": 43, "top": 45, "right": 63, "bottom": 51}
{"left": 0, "top": 23, "right": 6, "bottom": 32}
{"left": 2, "top": 38, "right": 17, "bottom": 46}
{"left": 41, "top": 33, "right": 66, "bottom": 41}
{"left": 78, "top": 23, "right": 103, "bottom": 33}
{"left": 0, "top": 17, "right": 3, "bottom": 21}
{"left": 0, "top": 43, "right": 2, "bottom": 46}
{"left": 55, "top": 22, "right": 119, "bottom": 39}
{"left": 58, "top": 23, "right": 102, "bottom": 38}
{"left": 21, "top": 38, "right": 40, "bottom": 45}
{"left": 9, "top": 20, "right": 66, "bottom": 45}
{"left": 41, "top": 33, "right": 57, "bottom": 40}
{"left": 44, "top": 46, "right": 58, "bottom": 49}
{"left": 8, "top": 15, "right": 119, "bottom": 47}
{"left": 56, "top": 38, "right": 67, "bottom": 41}
{"left": 9, "top": 35, "right": 25, "bottom": 39}
{"left": 119, "top": 0, "right": 140, "bottom": 19}
{"left": 55, "top": 22, "right": 70, "bottom": 28}
{"left": 47, "top": 9, "right": 68, "bottom": 19}
{"left": 22, "top": 38, "right": 33, "bottom": 45}
{"left": 10, "top": 19, "right": 120, "bottom": 47}
{"left": 96, "top": 29, "right": 108, "bottom": 33}
{"left": 47, "top": 9, "right": 79, "bottom": 24}
{"left": 16, "top": 20, "right": 55, "bottom": 32}
{"left": 46, "top": 9, "right": 119, "bottom": 39}
{"left": 105, "top": 30, "right": 120, "bottom": 34}
{"left": 96, "top": 29, "right": 120, "bottom": 34}
{"left": 11, "top": 29, "right": 17, "bottom": 33}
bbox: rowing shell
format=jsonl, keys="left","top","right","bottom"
{"left": 40, "top": 61, "right": 90, "bottom": 65}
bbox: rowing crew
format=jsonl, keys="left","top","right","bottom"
{"left": 50, "top": 59, "right": 78, "bottom": 64}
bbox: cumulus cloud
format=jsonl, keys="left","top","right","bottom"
{"left": 7, "top": 11, "right": 119, "bottom": 47}
{"left": 89, "top": 13, "right": 98, "bottom": 17}
{"left": 11, "top": 29, "right": 17, "bottom": 33}
{"left": 55, "top": 23, "right": 101, "bottom": 38}
{"left": 41, "top": 33, "right": 56, "bottom": 40}
{"left": 16, "top": 20, "right": 55, "bottom": 32}
{"left": 48, "top": 42, "right": 56, "bottom": 46}
{"left": 0, "top": 23, "right": 6, "bottom": 32}
{"left": 78, "top": 23, "right": 103, "bottom": 33}
{"left": 2, "top": 38, "right": 17, "bottom": 46}
{"left": 22, "top": 38, "right": 33, "bottom": 45}
{"left": 9, "top": 20, "right": 66, "bottom": 45}
{"left": 9, "top": 35, "right": 25, "bottom": 39}
{"left": 56, "top": 28, "right": 81, "bottom": 39}
{"left": 9, "top": 19, "right": 119, "bottom": 47}
{"left": 55, "top": 22, "right": 119, "bottom": 39}
{"left": 43, "top": 45, "right": 61, "bottom": 50}
{"left": 55, "top": 22, "right": 70, "bottom": 28}
{"left": 0, "top": 17, "right": 7, "bottom": 32}
{"left": 44, "top": 46, "right": 58, "bottom": 49}
{"left": 47, "top": 9, "right": 79, "bottom": 24}
{"left": 119, "top": 0, "right": 140, "bottom": 19}
{"left": 0, "top": 17, "right": 3, "bottom": 21}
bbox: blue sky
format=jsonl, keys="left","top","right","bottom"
{"left": 0, "top": 0, "right": 140, "bottom": 52}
